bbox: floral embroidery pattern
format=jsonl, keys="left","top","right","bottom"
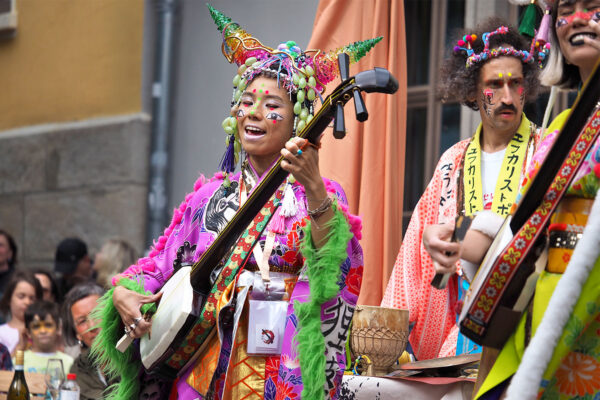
{"left": 555, "top": 352, "right": 600, "bottom": 396}
{"left": 462, "top": 109, "right": 600, "bottom": 339}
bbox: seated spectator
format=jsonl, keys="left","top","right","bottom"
{"left": 0, "top": 229, "right": 18, "bottom": 299}
{"left": 62, "top": 283, "right": 117, "bottom": 400}
{"left": 0, "top": 271, "right": 42, "bottom": 354}
{"left": 0, "top": 343, "right": 11, "bottom": 370}
{"left": 32, "top": 268, "right": 60, "bottom": 303}
{"left": 22, "top": 300, "right": 73, "bottom": 374}
{"left": 93, "top": 239, "right": 138, "bottom": 289}
{"left": 54, "top": 238, "right": 93, "bottom": 298}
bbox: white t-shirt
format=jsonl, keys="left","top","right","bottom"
{"left": 23, "top": 350, "right": 74, "bottom": 374}
{"left": 481, "top": 149, "right": 506, "bottom": 210}
{"left": 0, "top": 324, "right": 19, "bottom": 353}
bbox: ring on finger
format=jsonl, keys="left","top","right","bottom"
{"left": 296, "top": 149, "right": 303, "bottom": 156}
{"left": 129, "top": 323, "right": 137, "bottom": 331}
{"left": 133, "top": 316, "right": 143, "bottom": 325}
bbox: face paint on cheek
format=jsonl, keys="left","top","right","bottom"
{"left": 236, "top": 109, "right": 245, "bottom": 119}
{"left": 518, "top": 86, "right": 525, "bottom": 105}
{"left": 482, "top": 89, "right": 495, "bottom": 117}
{"left": 266, "top": 112, "right": 284, "bottom": 124}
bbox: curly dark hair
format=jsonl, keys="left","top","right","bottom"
{"left": 438, "top": 17, "right": 540, "bottom": 110}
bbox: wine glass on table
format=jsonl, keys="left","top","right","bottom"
{"left": 44, "top": 358, "right": 65, "bottom": 400}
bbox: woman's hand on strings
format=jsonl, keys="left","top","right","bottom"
{"left": 113, "top": 285, "right": 162, "bottom": 339}
{"left": 280, "top": 137, "right": 323, "bottom": 194}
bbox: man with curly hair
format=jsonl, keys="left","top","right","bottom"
{"left": 382, "top": 17, "right": 547, "bottom": 360}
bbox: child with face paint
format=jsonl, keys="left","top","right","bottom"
{"left": 22, "top": 300, "right": 73, "bottom": 374}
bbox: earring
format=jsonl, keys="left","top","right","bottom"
{"left": 78, "top": 340, "right": 83, "bottom": 347}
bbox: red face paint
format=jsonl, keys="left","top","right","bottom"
{"left": 518, "top": 86, "right": 524, "bottom": 96}
{"left": 556, "top": 10, "right": 600, "bottom": 29}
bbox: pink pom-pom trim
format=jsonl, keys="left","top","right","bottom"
{"left": 337, "top": 202, "right": 363, "bottom": 240}
{"left": 322, "top": 179, "right": 362, "bottom": 239}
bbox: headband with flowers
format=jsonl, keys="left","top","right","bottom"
{"left": 453, "top": 25, "right": 550, "bottom": 68}
{"left": 208, "top": 4, "right": 382, "bottom": 175}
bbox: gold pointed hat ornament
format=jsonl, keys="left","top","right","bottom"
{"left": 207, "top": 4, "right": 382, "bottom": 174}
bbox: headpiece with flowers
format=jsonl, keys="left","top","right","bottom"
{"left": 453, "top": 25, "right": 550, "bottom": 68}
{"left": 208, "top": 4, "right": 381, "bottom": 175}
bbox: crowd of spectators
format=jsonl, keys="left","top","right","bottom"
{"left": 0, "top": 232, "right": 136, "bottom": 399}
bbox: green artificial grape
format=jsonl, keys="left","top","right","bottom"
{"left": 297, "top": 120, "right": 306, "bottom": 133}
{"left": 300, "top": 108, "right": 308, "bottom": 121}
{"left": 299, "top": 76, "right": 307, "bottom": 89}
{"left": 297, "top": 89, "right": 305, "bottom": 103}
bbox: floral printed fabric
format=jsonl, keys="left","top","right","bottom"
{"left": 477, "top": 110, "right": 600, "bottom": 399}
{"left": 116, "top": 169, "right": 363, "bottom": 399}
{"left": 539, "top": 257, "right": 600, "bottom": 400}
{"left": 381, "top": 117, "right": 541, "bottom": 360}
{"left": 381, "top": 139, "right": 470, "bottom": 360}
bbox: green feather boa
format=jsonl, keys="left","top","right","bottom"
{"left": 90, "top": 278, "right": 157, "bottom": 400}
{"left": 295, "top": 205, "right": 353, "bottom": 400}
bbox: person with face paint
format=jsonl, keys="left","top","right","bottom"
{"left": 381, "top": 17, "right": 548, "bottom": 361}
{"left": 472, "top": 1, "right": 600, "bottom": 399}
{"left": 91, "top": 5, "right": 379, "bottom": 399}
{"left": 21, "top": 301, "right": 73, "bottom": 374}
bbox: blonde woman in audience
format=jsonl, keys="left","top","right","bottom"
{"left": 93, "top": 239, "right": 138, "bottom": 289}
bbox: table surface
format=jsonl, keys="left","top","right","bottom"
{"left": 340, "top": 374, "right": 475, "bottom": 400}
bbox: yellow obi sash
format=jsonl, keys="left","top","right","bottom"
{"left": 547, "top": 197, "right": 594, "bottom": 273}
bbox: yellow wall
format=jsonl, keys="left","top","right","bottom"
{"left": 0, "top": 0, "right": 144, "bottom": 131}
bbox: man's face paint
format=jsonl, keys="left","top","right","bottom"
{"left": 518, "top": 86, "right": 525, "bottom": 104}
{"left": 482, "top": 88, "right": 495, "bottom": 117}
{"left": 556, "top": 9, "right": 600, "bottom": 29}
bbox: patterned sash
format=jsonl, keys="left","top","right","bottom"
{"left": 461, "top": 108, "right": 600, "bottom": 344}
{"left": 164, "top": 188, "right": 284, "bottom": 371}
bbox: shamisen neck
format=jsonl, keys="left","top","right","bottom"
{"left": 479, "top": 113, "right": 525, "bottom": 153}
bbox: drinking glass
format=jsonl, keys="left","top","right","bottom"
{"left": 44, "top": 358, "right": 65, "bottom": 400}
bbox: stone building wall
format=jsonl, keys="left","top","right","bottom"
{"left": 0, "top": 114, "right": 150, "bottom": 268}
